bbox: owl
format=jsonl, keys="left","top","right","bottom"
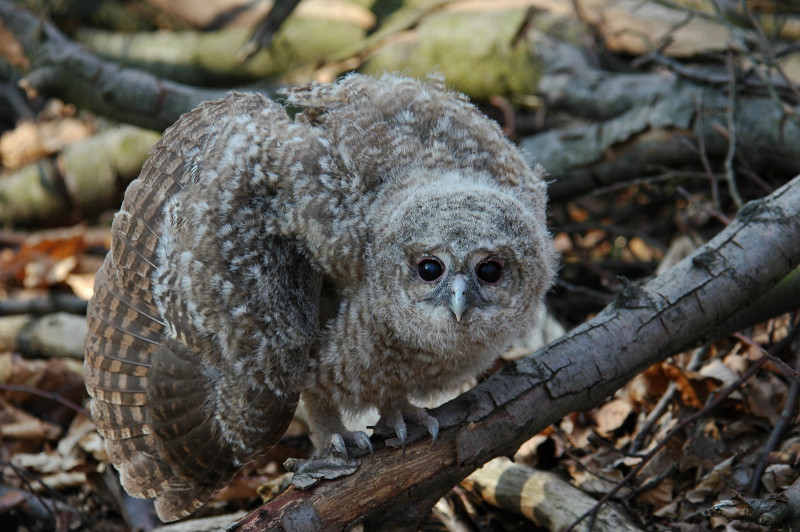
{"left": 83, "top": 73, "right": 556, "bottom": 522}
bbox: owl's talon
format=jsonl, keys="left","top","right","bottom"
{"left": 403, "top": 405, "right": 439, "bottom": 446}
{"left": 330, "top": 433, "right": 348, "bottom": 458}
{"left": 326, "top": 430, "right": 372, "bottom": 459}
{"left": 354, "top": 431, "right": 374, "bottom": 456}
{"left": 396, "top": 422, "right": 407, "bottom": 452}
{"left": 427, "top": 417, "right": 439, "bottom": 445}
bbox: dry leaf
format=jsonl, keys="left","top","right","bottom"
{"left": 0, "top": 118, "right": 90, "bottom": 169}
{"left": 747, "top": 374, "right": 788, "bottom": 425}
{"left": 12, "top": 450, "right": 81, "bottom": 474}
{"left": 0, "top": 226, "right": 88, "bottom": 289}
{"left": 685, "top": 456, "right": 735, "bottom": 503}
{"left": 636, "top": 477, "right": 674, "bottom": 508}
{"left": 761, "top": 464, "right": 798, "bottom": 492}
{"left": 64, "top": 272, "right": 96, "bottom": 300}
{"left": 0, "top": 400, "right": 62, "bottom": 440}
{"left": 662, "top": 363, "right": 721, "bottom": 409}
{"left": 594, "top": 398, "right": 634, "bottom": 436}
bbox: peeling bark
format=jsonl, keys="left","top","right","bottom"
{"left": 462, "top": 457, "right": 640, "bottom": 531}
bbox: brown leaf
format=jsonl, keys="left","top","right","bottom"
{"left": 0, "top": 399, "right": 62, "bottom": 440}
{"left": 762, "top": 464, "right": 798, "bottom": 492}
{"left": 0, "top": 226, "right": 88, "bottom": 289}
{"left": 685, "top": 456, "right": 735, "bottom": 504}
{"left": 594, "top": 398, "right": 634, "bottom": 436}
{"left": 662, "top": 363, "right": 721, "bottom": 409}
{"left": 747, "top": 373, "right": 789, "bottom": 425}
{"left": 627, "top": 363, "right": 669, "bottom": 407}
{"left": 0, "top": 118, "right": 90, "bottom": 169}
{"left": 636, "top": 477, "right": 674, "bottom": 508}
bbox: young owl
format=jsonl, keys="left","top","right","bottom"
{"left": 83, "top": 73, "right": 556, "bottom": 522}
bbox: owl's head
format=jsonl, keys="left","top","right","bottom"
{"left": 366, "top": 171, "right": 556, "bottom": 354}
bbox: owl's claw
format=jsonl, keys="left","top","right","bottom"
{"left": 353, "top": 431, "right": 374, "bottom": 456}
{"left": 426, "top": 416, "right": 439, "bottom": 445}
{"left": 287, "top": 430, "right": 369, "bottom": 489}
{"left": 377, "top": 406, "right": 439, "bottom": 450}
{"left": 391, "top": 412, "right": 408, "bottom": 452}
{"left": 329, "top": 430, "right": 373, "bottom": 459}
{"left": 330, "top": 433, "right": 348, "bottom": 458}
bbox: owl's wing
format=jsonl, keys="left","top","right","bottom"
{"left": 84, "top": 94, "right": 318, "bottom": 521}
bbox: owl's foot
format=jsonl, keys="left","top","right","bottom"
{"left": 286, "top": 430, "right": 371, "bottom": 489}
{"left": 285, "top": 451, "right": 361, "bottom": 489}
{"left": 374, "top": 406, "right": 439, "bottom": 450}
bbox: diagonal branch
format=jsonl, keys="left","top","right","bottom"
{"left": 230, "top": 175, "right": 800, "bottom": 530}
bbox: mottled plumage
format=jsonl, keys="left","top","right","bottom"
{"left": 84, "top": 74, "right": 556, "bottom": 521}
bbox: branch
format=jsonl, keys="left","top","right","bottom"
{"left": 462, "top": 457, "right": 641, "bottom": 531}
{"left": 75, "top": 8, "right": 369, "bottom": 85}
{"left": 0, "top": 1, "right": 228, "bottom": 130}
{"left": 230, "top": 176, "right": 800, "bottom": 530}
{"left": 524, "top": 39, "right": 800, "bottom": 200}
{"left": 0, "top": 312, "right": 86, "bottom": 359}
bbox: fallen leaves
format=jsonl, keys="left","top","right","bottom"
{"left": 0, "top": 226, "right": 91, "bottom": 290}
{"left": 0, "top": 117, "right": 91, "bottom": 170}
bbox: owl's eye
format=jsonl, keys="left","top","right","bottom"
{"left": 476, "top": 260, "right": 503, "bottom": 284}
{"left": 417, "top": 257, "right": 445, "bottom": 282}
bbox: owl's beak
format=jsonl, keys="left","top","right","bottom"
{"left": 449, "top": 274, "right": 468, "bottom": 322}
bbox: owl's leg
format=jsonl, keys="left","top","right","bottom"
{"left": 376, "top": 402, "right": 439, "bottom": 450}
{"left": 301, "top": 392, "right": 372, "bottom": 457}
{"left": 285, "top": 393, "right": 373, "bottom": 489}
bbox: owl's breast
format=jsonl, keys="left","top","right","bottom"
{"left": 311, "top": 312, "right": 505, "bottom": 413}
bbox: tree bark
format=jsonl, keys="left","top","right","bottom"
{"left": 0, "top": 312, "right": 86, "bottom": 360}
{"left": 230, "top": 175, "right": 800, "bottom": 530}
{"left": 75, "top": 14, "right": 368, "bottom": 86}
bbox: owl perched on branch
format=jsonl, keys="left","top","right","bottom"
{"left": 84, "top": 73, "right": 556, "bottom": 522}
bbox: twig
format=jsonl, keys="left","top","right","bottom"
{"left": 723, "top": 52, "right": 743, "bottom": 208}
{"left": 692, "top": 93, "right": 722, "bottom": 211}
{"left": 0, "top": 461, "right": 58, "bottom": 526}
{"left": 676, "top": 186, "right": 731, "bottom": 225}
{"left": 239, "top": 0, "right": 302, "bottom": 62}
{"left": 739, "top": 0, "right": 800, "bottom": 103}
{"left": 709, "top": 0, "right": 797, "bottom": 114}
{"left": 640, "top": 52, "right": 799, "bottom": 104}
{"left": 734, "top": 328, "right": 800, "bottom": 382}
{"left": 750, "top": 378, "right": 800, "bottom": 493}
